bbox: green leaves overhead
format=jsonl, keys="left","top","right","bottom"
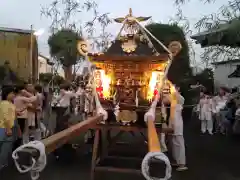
{"left": 146, "top": 23, "right": 191, "bottom": 85}
{"left": 39, "top": 72, "right": 65, "bottom": 85}
{"left": 48, "top": 29, "right": 83, "bottom": 67}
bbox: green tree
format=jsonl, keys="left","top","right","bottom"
{"left": 41, "top": 0, "right": 112, "bottom": 81}
{"left": 146, "top": 23, "right": 193, "bottom": 105}
{"left": 194, "top": 0, "right": 240, "bottom": 64}
{"left": 146, "top": 23, "right": 192, "bottom": 85}
{"left": 39, "top": 73, "right": 65, "bottom": 85}
{"left": 194, "top": 68, "right": 214, "bottom": 92}
{"left": 48, "top": 29, "right": 83, "bottom": 81}
{"left": 174, "top": 0, "right": 214, "bottom": 5}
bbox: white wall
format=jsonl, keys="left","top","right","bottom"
{"left": 214, "top": 62, "right": 240, "bottom": 89}
{"left": 38, "top": 56, "right": 53, "bottom": 76}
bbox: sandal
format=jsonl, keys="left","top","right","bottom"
{"left": 176, "top": 166, "right": 188, "bottom": 171}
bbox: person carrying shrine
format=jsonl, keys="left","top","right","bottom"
{"left": 170, "top": 86, "right": 188, "bottom": 171}
{"left": 53, "top": 84, "right": 76, "bottom": 133}
{"left": 84, "top": 83, "right": 95, "bottom": 145}
{"left": 52, "top": 84, "right": 76, "bottom": 160}
{"left": 75, "top": 83, "right": 85, "bottom": 118}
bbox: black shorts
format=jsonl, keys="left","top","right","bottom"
{"left": 17, "top": 118, "right": 26, "bottom": 133}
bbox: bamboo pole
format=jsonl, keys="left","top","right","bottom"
{"left": 147, "top": 120, "right": 161, "bottom": 152}
{"left": 43, "top": 115, "right": 103, "bottom": 153}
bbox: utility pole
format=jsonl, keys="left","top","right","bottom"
{"left": 30, "top": 24, "right": 33, "bottom": 83}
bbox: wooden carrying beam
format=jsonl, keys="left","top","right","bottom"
{"left": 15, "top": 115, "right": 103, "bottom": 167}
{"left": 147, "top": 120, "right": 161, "bottom": 152}
{"left": 147, "top": 120, "right": 167, "bottom": 178}
{"left": 43, "top": 115, "right": 103, "bottom": 153}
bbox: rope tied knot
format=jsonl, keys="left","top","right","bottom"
{"left": 12, "top": 141, "right": 47, "bottom": 180}
{"left": 141, "top": 152, "right": 172, "bottom": 180}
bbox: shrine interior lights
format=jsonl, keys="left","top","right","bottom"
{"left": 147, "top": 71, "right": 164, "bottom": 101}
{"left": 99, "top": 70, "right": 111, "bottom": 98}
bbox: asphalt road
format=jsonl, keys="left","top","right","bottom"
{"left": 1, "top": 114, "right": 240, "bottom": 180}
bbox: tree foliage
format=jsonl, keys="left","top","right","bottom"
{"left": 41, "top": 0, "right": 112, "bottom": 52}
{"left": 48, "top": 29, "right": 83, "bottom": 67}
{"left": 146, "top": 23, "right": 192, "bottom": 85}
{"left": 194, "top": 1, "right": 240, "bottom": 63}
{"left": 174, "top": 0, "right": 214, "bottom": 5}
{"left": 0, "top": 64, "right": 23, "bottom": 85}
{"left": 193, "top": 68, "right": 214, "bottom": 92}
{"left": 41, "top": 0, "right": 112, "bottom": 80}
{"left": 39, "top": 73, "right": 65, "bottom": 85}
{"left": 168, "top": 8, "right": 198, "bottom": 66}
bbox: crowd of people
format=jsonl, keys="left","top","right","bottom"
{"left": 0, "top": 83, "right": 47, "bottom": 170}
{"left": 2, "top": 80, "right": 239, "bottom": 175}
{"left": 197, "top": 86, "right": 240, "bottom": 135}
{"left": 0, "top": 80, "right": 97, "bottom": 171}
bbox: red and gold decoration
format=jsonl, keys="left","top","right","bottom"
{"left": 87, "top": 8, "right": 182, "bottom": 125}
{"left": 94, "top": 69, "right": 111, "bottom": 99}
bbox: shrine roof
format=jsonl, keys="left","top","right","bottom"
{"left": 89, "top": 38, "right": 169, "bottom": 62}
{"left": 88, "top": 52, "right": 169, "bottom": 62}
{"left": 105, "top": 39, "right": 156, "bottom": 56}
{"left": 88, "top": 9, "right": 171, "bottom": 62}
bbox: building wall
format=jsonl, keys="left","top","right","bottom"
{"left": 38, "top": 56, "right": 53, "bottom": 76}
{"left": 0, "top": 31, "right": 38, "bottom": 82}
{"left": 214, "top": 62, "right": 240, "bottom": 89}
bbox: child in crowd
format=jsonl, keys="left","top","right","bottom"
{"left": 198, "top": 90, "right": 214, "bottom": 135}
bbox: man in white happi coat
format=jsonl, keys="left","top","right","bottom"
{"left": 170, "top": 88, "right": 188, "bottom": 171}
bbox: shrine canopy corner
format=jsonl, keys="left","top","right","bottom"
{"left": 191, "top": 18, "right": 240, "bottom": 48}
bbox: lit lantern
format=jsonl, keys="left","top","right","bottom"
{"left": 95, "top": 79, "right": 103, "bottom": 98}
{"left": 94, "top": 69, "right": 111, "bottom": 99}
{"left": 147, "top": 71, "right": 164, "bottom": 100}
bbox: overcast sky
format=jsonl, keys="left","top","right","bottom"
{"left": 0, "top": 0, "right": 226, "bottom": 64}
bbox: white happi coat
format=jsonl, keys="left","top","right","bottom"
{"left": 172, "top": 94, "right": 184, "bottom": 136}
{"left": 198, "top": 97, "right": 214, "bottom": 121}
{"left": 213, "top": 95, "right": 227, "bottom": 113}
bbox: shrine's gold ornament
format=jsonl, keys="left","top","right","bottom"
{"left": 168, "top": 41, "right": 182, "bottom": 57}
{"left": 116, "top": 110, "right": 137, "bottom": 125}
{"left": 114, "top": 8, "right": 151, "bottom": 24}
{"left": 77, "top": 40, "right": 89, "bottom": 56}
{"left": 121, "top": 38, "right": 137, "bottom": 53}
